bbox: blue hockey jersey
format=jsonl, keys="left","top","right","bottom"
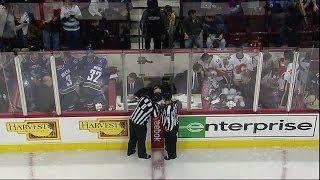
{"left": 22, "top": 55, "right": 48, "bottom": 80}
{"left": 56, "top": 59, "right": 78, "bottom": 95}
{"left": 82, "top": 57, "right": 109, "bottom": 91}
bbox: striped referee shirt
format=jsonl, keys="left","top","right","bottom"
{"left": 131, "top": 96, "right": 159, "bottom": 125}
{"left": 161, "top": 102, "right": 179, "bottom": 131}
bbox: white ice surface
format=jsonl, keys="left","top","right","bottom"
{"left": 0, "top": 148, "right": 318, "bottom": 179}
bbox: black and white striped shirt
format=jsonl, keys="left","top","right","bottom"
{"left": 131, "top": 96, "right": 159, "bottom": 125}
{"left": 161, "top": 102, "right": 179, "bottom": 131}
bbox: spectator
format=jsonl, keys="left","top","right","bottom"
{"left": 277, "top": 4, "right": 303, "bottom": 47}
{"left": 229, "top": 0, "right": 243, "bottom": 14}
{"left": 140, "top": 0, "right": 166, "bottom": 49}
{"left": 60, "top": 0, "right": 82, "bottom": 50}
{"left": 88, "top": 0, "right": 109, "bottom": 17}
{"left": 173, "top": 63, "right": 204, "bottom": 94}
{"left": 266, "top": 0, "right": 295, "bottom": 10}
{"left": 163, "top": 5, "right": 180, "bottom": 49}
{"left": 298, "top": 0, "right": 319, "bottom": 29}
{"left": 16, "top": 12, "right": 42, "bottom": 51}
{"left": 84, "top": 19, "right": 109, "bottom": 50}
{"left": 203, "top": 14, "right": 227, "bottom": 49}
{"left": 0, "top": 4, "right": 17, "bottom": 52}
{"left": 119, "top": 24, "right": 131, "bottom": 49}
{"left": 42, "top": 4, "right": 61, "bottom": 50}
{"left": 108, "top": 0, "right": 133, "bottom": 18}
{"left": 89, "top": 0, "right": 132, "bottom": 20}
{"left": 297, "top": 0, "right": 319, "bottom": 15}
{"left": 269, "top": 3, "right": 285, "bottom": 32}
{"left": 182, "top": 9, "right": 203, "bottom": 48}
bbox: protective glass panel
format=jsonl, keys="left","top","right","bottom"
{"left": 172, "top": 52, "right": 189, "bottom": 110}
{"left": 191, "top": 48, "right": 258, "bottom": 110}
{"left": 19, "top": 51, "right": 55, "bottom": 113}
{"left": 0, "top": 53, "right": 21, "bottom": 114}
{"left": 291, "top": 48, "right": 319, "bottom": 110}
{"left": 54, "top": 50, "right": 122, "bottom": 112}
{"left": 258, "top": 48, "right": 295, "bottom": 109}
{"left": 124, "top": 52, "right": 171, "bottom": 110}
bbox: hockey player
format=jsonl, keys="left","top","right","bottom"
{"left": 197, "top": 53, "right": 227, "bottom": 83}
{"left": 55, "top": 52, "right": 79, "bottom": 111}
{"left": 21, "top": 52, "right": 48, "bottom": 111}
{"left": 226, "top": 47, "right": 255, "bottom": 108}
{"left": 80, "top": 49, "right": 109, "bottom": 111}
{"left": 227, "top": 47, "right": 254, "bottom": 83}
{"left": 0, "top": 65, "right": 9, "bottom": 112}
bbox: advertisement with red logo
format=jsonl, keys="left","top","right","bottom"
{"left": 151, "top": 117, "right": 164, "bottom": 148}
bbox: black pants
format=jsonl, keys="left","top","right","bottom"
{"left": 145, "top": 34, "right": 161, "bottom": 50}
{"left": 164, "top": 126, "right": 178, "bottom": 159}
{"left": 127, "top": 121, "right": 148, "bottom": 158}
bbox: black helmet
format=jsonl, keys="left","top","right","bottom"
{"left": 149, "top": 85, "right": 162, "bottom": 102}
{"left": 161, "top": 82, "right": 173, "bottom": 101}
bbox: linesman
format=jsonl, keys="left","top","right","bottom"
{"left": 127, "top": 85, "right": 162, "bottom": 159}
{"left": 161, "top": 87, "right": 181, "bottom": 160}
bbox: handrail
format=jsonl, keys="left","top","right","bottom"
{"left": 0, "top": 108, "right": 318, "bottom": 119}
{"left": 7, "top": 47, "right": 313, "bottom": 56}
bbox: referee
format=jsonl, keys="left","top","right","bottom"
{"left": 127, "top": 85, "right": 162, "bottom": 159}
{"left": 161, "top": 85, "right": 181, "bottom": 160}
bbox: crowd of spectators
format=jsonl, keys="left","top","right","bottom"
{"left": 0, "top": 0, "right": 319, "bottom": 52}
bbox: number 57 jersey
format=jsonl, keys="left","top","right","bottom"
{"left": 82, "top": 57, "right": 109, "bottom": 91}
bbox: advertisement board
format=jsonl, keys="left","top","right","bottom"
{"left": 151, "top": 117, "right": 164, "bottom": 148}
{"left": 0, "top": 114, "right": 318, "bottom": 151}
{"left": 79, "top": 118, "right": 129, "bottom": 139}
{"left": 6, "top": 119, "right": 61, "bottom": 141}
{"left": 179, "top": 114, "right": 318, "bottom": 138}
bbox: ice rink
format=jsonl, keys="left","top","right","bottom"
{"left": 0, "top": 148, "right": 318, "bottom": 179}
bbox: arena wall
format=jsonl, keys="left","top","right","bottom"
{"left": 0, "top": 113, "right": 318, "bottom": 152}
